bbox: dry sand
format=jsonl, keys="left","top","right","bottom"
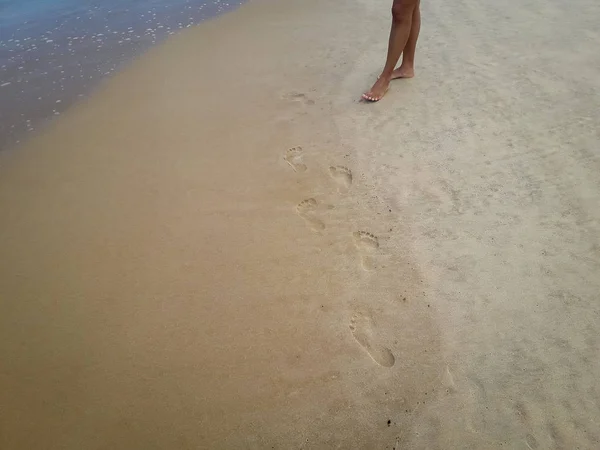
{"left": 1, "top": 0, "right": 600, "bottom": 448}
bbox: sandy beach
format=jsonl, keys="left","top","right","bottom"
{"left": 1, "top": 0, "right": 600, "bottom": 448}
{"left": 0, "top": 0, "right": 244, "bottom": 150}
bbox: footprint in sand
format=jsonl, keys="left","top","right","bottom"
{"left": 349, "top": 312, "right": 395, "bottom": 367}
{"left": 284, "top": 146, "right": 307, "bottom": 173}
{"left": 282, "top": 91, "right": 315, "bottom": 105}
{"left": 329, "top": 166, "right": 353, "bottom": 191}
{"left": 525, "top": 434, "right": 539, "bottom": 449}
{"left": 353, "top": 231, "right": 379, "bottom": 271}
{"left": 296, "top": 198, "right": 325, "bottom": 231}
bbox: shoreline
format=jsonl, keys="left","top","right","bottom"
{"left": 2, "top": 0, "right": 600, "bottom": 448}
{"left": 0, "top": 0, "right": 245, "bottom": 152}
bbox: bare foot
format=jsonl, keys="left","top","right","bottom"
{"left": 362, "top": 76, "right": 390, "bottom": 102}
{"left": 391, "top": 65, "right": 415, "bottom": 80}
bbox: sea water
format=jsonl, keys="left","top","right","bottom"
{"left": 0, "top": 0, "right": 244, "bottom": 150}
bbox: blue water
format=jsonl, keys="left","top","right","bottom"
{"left": 0, "top": 0, "right": 244, "bottom": 150}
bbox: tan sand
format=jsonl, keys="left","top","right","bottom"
{"left": 1, "top": 0, "right": 600, "bottom": 448}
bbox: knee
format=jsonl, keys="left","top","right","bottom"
{"left": 391, "top": 1, "right": 413, "bottom": 24}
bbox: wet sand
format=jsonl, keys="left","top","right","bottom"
{"left": 1, "top": 0, "right": 600, "bottom": 448}
{"left": 0, "top": 0, "right": 244, "bottom": 151}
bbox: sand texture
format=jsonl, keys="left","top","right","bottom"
{"left": 1, "top": 0, "right": 600, "bottom": 448}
